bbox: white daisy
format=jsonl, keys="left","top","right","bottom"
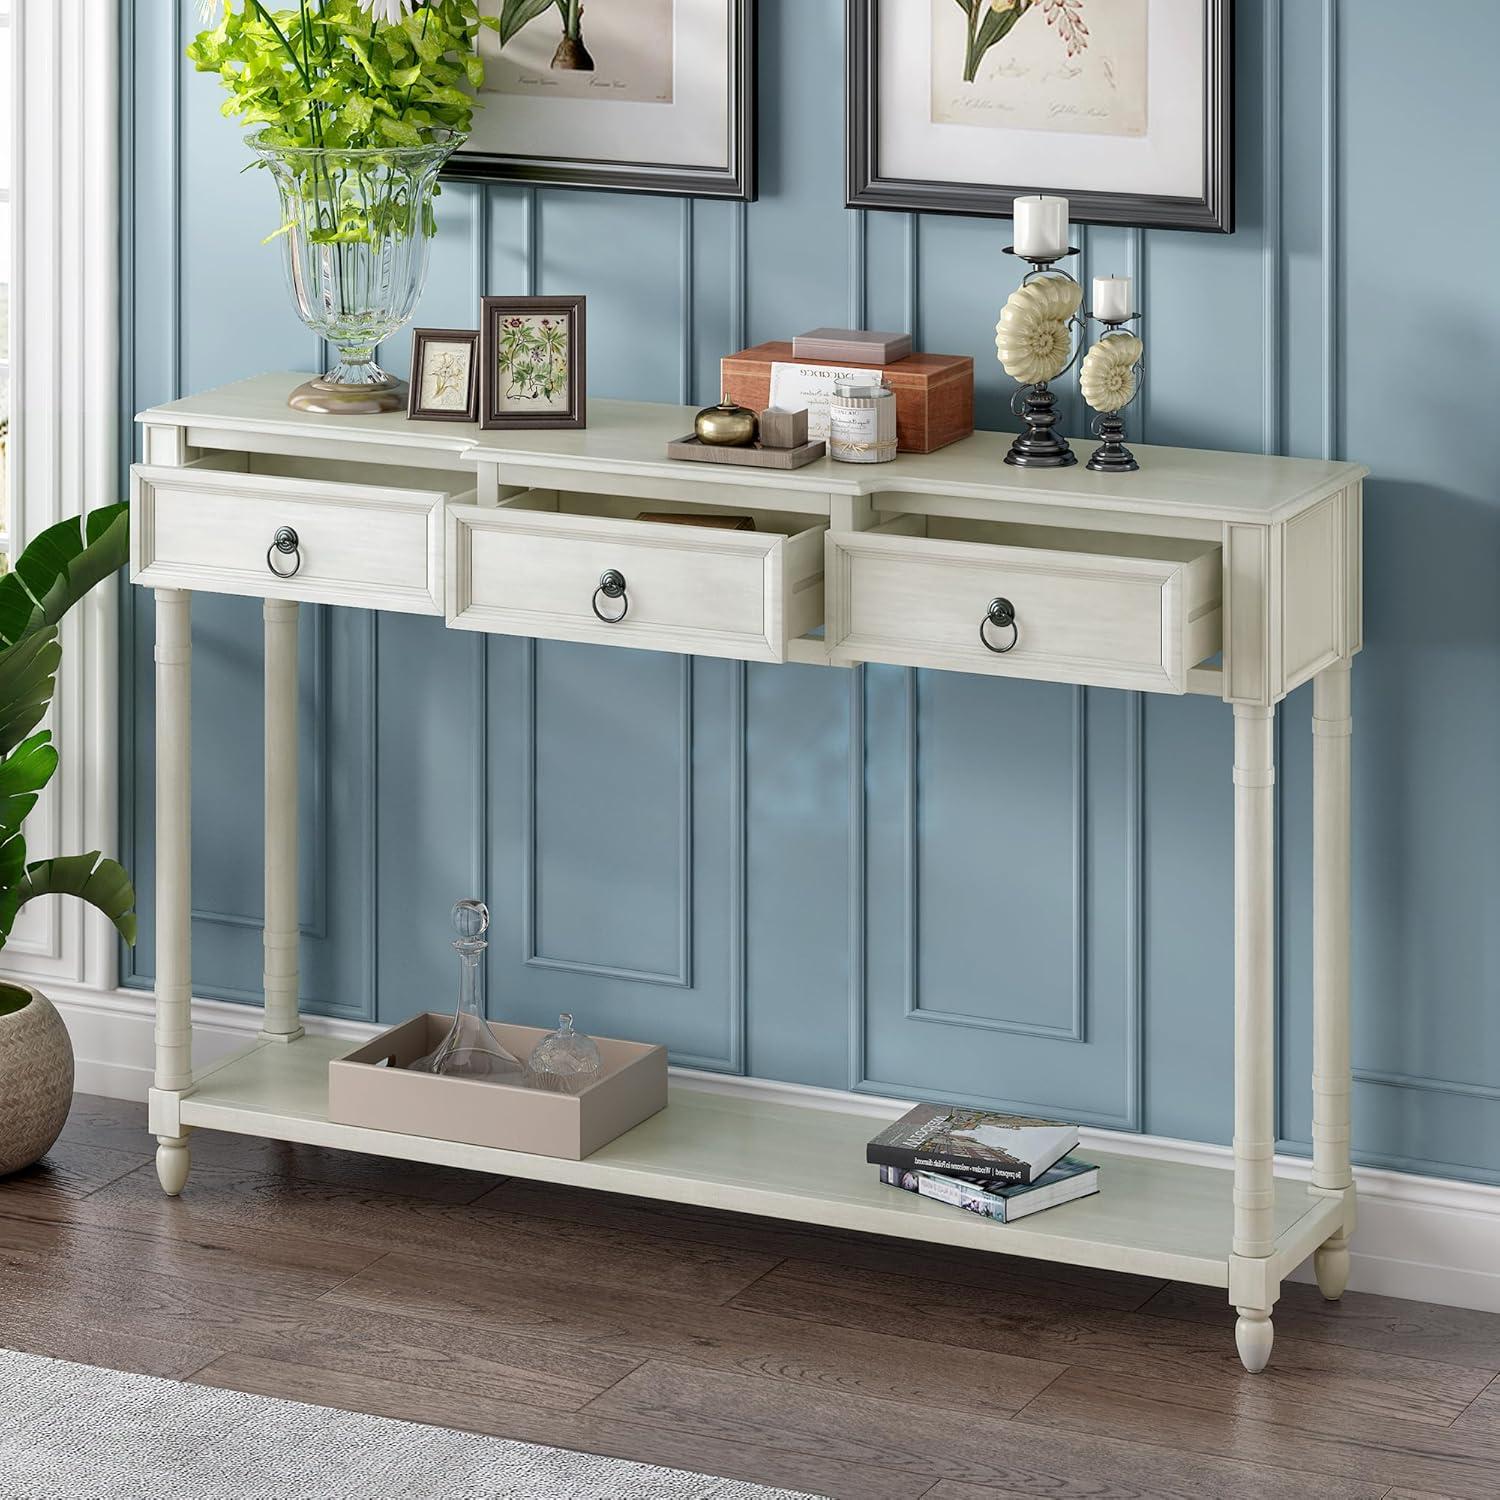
{"left": 359, "top": 0, "right": 423, "bottom": 24}
{"left": 197, "top": 0, "right": 224, "bottom": 23}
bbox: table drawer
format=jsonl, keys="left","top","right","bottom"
{"left": 828, "top": 516, "right": 1222, "bottom": 693}
{"left": 448, "top": 490, "right": 827, "bottom": 663}
{"left": 131, "top": 454, "right": 460, "bottom": 614}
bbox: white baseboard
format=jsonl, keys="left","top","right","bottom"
{"left": 43, "top": 981, "right": 1500, "bottom": 1317}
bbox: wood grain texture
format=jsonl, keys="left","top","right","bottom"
{"left": 75, "top": 1160, "right": 780, "bottom": 1305}
{"left": 4, "top": 1104, "right": 1494, "bottom": 1500}
{"left": 475, "top": 1176, "right": 1168, "bottom": 1310}
{"left": 1454, "top": 1378, "right": 1500, "bottom": 1436}
{"left": 189, "top": 1353, "right": 930, "bottom": 1500}
{"left": 1144, "top": 1280, "right": 1500, "bottom": 1373}
{"left": 731, "top": 1261, "right": 1494, "bottom": 1431}
{"left": 325, "top": 1248, "right": 1063, "bottom": 1417}
{"left": 1017, "top": 1368, "right": 1500, "bottom": 1499}
{"left": 0, "top": 1139, "right": 155, "bottom": 1206}
{"left": 587, "top": 1360, "right": 1386, "bottom": 1500}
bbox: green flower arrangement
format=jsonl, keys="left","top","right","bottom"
{"left": 190, "top": 0, "right": 497, "bottom": 150}
{"left": 188, "top": 1, "right": 498, "bottom": 242}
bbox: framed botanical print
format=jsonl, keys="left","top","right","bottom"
{"left": 479, "top": 295, "right": 587, "bottom": 431}
{"left": 846, "top": 0, "right": 1233, "bottom": 233}
{"left": 449, "top": 0, "right": 756, "bottom": 201}
{"left": 408, "top": 329, "right": 481, "bottom": 422}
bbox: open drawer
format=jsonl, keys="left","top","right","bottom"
{"left": 827, "top": 515, "right": 1222, "bottom": 693}
{"left": 447, "top": 489, "right": 827, "bottom": 663}
{"left": 131, "top": 452, "right": 461, "bottom": 614}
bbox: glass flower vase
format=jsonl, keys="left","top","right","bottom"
{"left": 250, "top": 129, "right": 463, "bottom": 415}
{"left": 410, "top": 900, "right": 525, "bottom": 1083}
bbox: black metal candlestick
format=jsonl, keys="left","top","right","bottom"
{"left": 1001, "top": 245, "right": 1083, "bottom": 469}
{"left": 1084, "top": 311, "right": 1145, "bottom": 474}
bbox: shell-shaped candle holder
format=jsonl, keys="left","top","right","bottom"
{"left": 997, "top": 266, "right": 1086, "bottom": 469}
{"left": 994, "top": 275, "right": 1083, "bottom": 386}
{"left": 1082, "top": 322, "right": 1146, "bottom": 473}
{"left": 1080, "top": 331, "right": 1143, "bottom": 414}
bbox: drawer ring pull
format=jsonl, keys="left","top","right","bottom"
{"left": 267, "top": 526, "right": 302, "bottom": 580}
{"left": 979, "top": 597, "right": 1018, "bottom": 654}
{"left": 592, "top": 569, "right": 629, "bottom": 624}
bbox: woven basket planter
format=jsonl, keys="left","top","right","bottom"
{"left": 0, "top": 985, "right": 74, "bottom": 1176}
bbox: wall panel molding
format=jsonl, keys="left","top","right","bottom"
{"left": 521, "top": 642, "right": 694, "bottom": 989}
{"left": 848, "top": 671, "right": 1143, "bottom": 1130}
{"left": 901, "top": 674, "right": 1088, "bottom": 1043}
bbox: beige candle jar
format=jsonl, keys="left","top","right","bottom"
{"left": 828, "top": 378, "right": 897, "bottom": 464}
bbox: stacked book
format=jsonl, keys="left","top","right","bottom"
{"left": 866, "top": 1102, "right": 1099, "bottom": 1224}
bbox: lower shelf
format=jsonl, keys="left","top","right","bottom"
{"left": 176, "top": 1036, "right": 1341, "bottom": 1291}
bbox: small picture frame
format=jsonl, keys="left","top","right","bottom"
{"left": 407, "top": 328, "right": 480, "bottom": 422}
{"left": 480, "top": 295, "right": 587, "bottom": 431}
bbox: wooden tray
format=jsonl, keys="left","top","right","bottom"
{"left": 666, "top": 434, "right": 827, "bottom": 470}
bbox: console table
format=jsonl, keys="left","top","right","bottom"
{"left": 131, "top": 372, "right": 1367, "bottom": 1374}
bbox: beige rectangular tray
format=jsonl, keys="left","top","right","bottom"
{"left": 328, "top": 1014, "right": 668, "bottom": 1160}
{"left": 666, "top": 434, "right": 827, "bottom": 470}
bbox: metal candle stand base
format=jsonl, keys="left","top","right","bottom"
{"left": 1005, "top": 384, "right": 1076, "bottom": 468}
{"left": 1087, "top": 411, "right": 1138, "bottom": 472}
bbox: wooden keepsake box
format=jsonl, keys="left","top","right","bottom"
{"left": 329, "top": 1014, "right": 668, "bottom": 1160}
{"left": 720, "top": 342, "right": 974, "bottom": 454}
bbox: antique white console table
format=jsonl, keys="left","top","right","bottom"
{"left": 132, "top": 372, "right": 1366, "bottom": 1373}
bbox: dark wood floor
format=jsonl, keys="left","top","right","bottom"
{"left": 2, "top": 1097, "right": 1499, "bottom": 1499}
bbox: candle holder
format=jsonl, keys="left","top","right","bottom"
{"left": 1082, "top": 312, "right": 1145, "bottom": 474}
{"left": 1000, "top": 246, "right": 1084, "bottom": 469}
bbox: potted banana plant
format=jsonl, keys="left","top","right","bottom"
{"left": 0, "top": 503, "right": 136, "bottom": 1177}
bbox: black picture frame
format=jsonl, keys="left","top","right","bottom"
{"left": 479, "top": 295, "right": 588, "bottom": 432}
{"left": 407, "top": 328, "right": 481, "bottom": 423}
{"left": 845, "top": 0, "right": 1233, "bottom": 233}
{"left": 448, "top": 1, "right": 756, "bottom": 202}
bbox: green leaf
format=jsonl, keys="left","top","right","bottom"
{"left": 0, "top": 731, "right": 58, "bottom": 839}
{"left": 498, "top": 0, "right": 558, "bottom": 48}
{"left": 0, "top": 629, "right": 61, "bottom": 759}
{"left": 5, "top": 851, "right": 137, "bottom": 949}
{"left": 463, "top": 51, "right": 485, "bottom": 87}
{"left": 0, "top": 503, "right": 129, "bottom": 652}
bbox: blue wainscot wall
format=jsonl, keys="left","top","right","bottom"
{"left": 123, "top": 1, "right": 1500, "bottom": 1184}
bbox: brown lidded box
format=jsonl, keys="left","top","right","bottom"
{"left": 720, "top": 342, "right": 974, "bottom": 455}
{"left": 328, "top": 1014, "right": 668, "bottom": 1160}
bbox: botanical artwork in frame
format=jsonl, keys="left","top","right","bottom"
{"left": 479, "top": 295, "right": 587, "bottom": 431}
{"left": 408, "top": 329, "right": 481, "bottom": 422}
{"left": 846, "top": 0, "right": 1233, "bottom": 232}
{"left": 449, "top": 0, "right": 756, "bottom": 201}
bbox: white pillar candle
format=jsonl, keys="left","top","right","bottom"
{"left": 1093, "top": 275, "right": 1134, "bottom": 322}
{"left": 1012, "top": 195, "right": 1069, "bottom": 259}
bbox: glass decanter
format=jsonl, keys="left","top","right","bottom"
{"left": 526, "top": 1013, "right": 603, "bottom": 1094}
{"left": 410, "top": 900, "right": 525, "bottom": 1082}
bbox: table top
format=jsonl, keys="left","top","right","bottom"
{"left": 140, "top": 372, "right": 1368, "bottom": 527}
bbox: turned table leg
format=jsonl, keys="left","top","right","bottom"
{"left": 1231, "top": 702, "right": 1278, "bottom": 1372}
{"left": 1312, "top": 659, "right": 1356, "bottom": 1298}
{"left": 260, "top": 599, "right": 303, "bottom": 1043}
{"left": 152, "top": 588, "right": 193, "bottom": 1195}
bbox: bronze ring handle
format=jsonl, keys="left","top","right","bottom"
{"left": 592, "top": 569, "right": 628, "bottom": 623}
{"left": 267, "top": 526, "right": 301, "bottom": 579}
{"left": 979, "top": 597, "right": 1018, "bottom": 654}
